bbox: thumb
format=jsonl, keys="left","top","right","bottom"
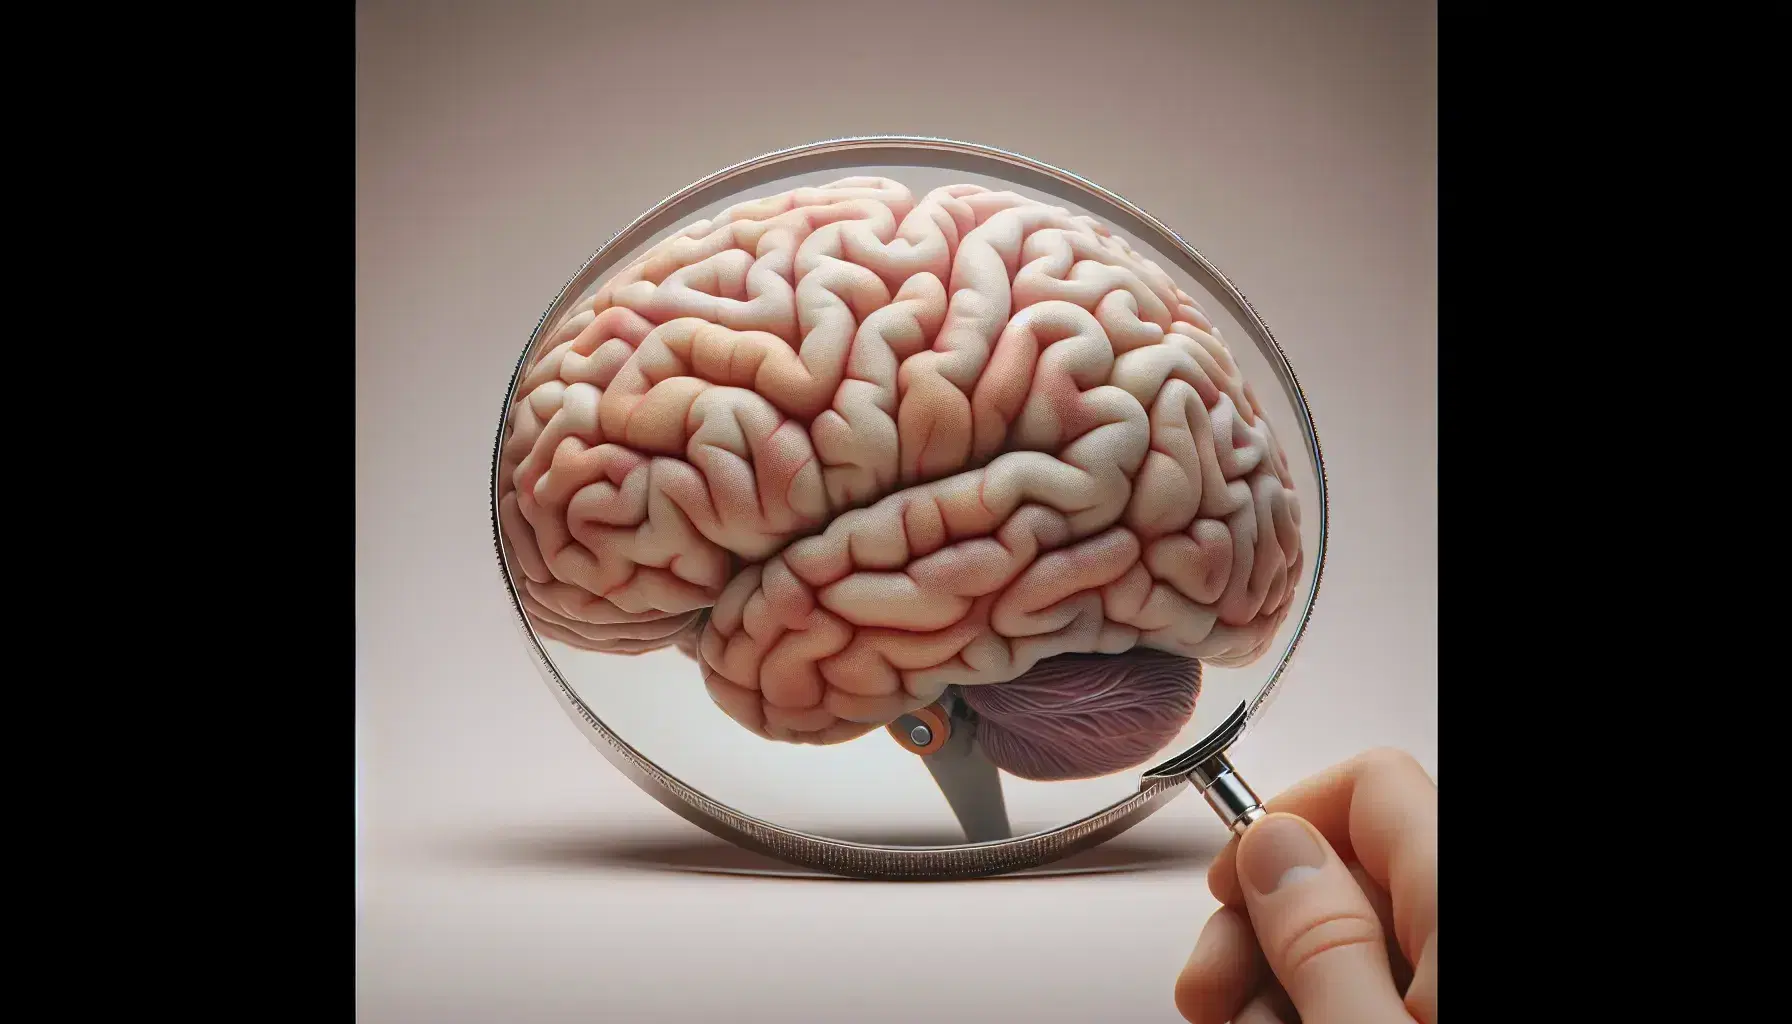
{"left": 1234, "top": 813, "right": 1411, "bottom": 1023}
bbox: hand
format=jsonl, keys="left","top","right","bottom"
{"left": 1173, "top": 749, "right": 1437, "bottom": 1023}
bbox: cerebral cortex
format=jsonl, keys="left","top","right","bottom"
{"left": 497, "top": 177, "right": 1302, "bottom": 778}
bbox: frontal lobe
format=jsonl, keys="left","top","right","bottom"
{"left": 500, "top": 178, "right": 984, "bottom": 655}
{"left": 497, "top": 177, "right": 1302, "bottom": 754}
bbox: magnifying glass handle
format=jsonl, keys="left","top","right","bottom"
{"left": 1190, "top": 751, "right": 1266, "bottom": 836}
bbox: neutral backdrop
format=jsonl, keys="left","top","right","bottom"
{"left": 355, "top": 1, "right": 1437, "bottom": 1021}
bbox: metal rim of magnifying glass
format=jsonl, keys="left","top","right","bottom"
{"left": 488, "top": 135, "right": 1330, "bottom": 881}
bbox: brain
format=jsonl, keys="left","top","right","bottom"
{"left": 498, "top": 177, "right": 1302, "bottom": 777}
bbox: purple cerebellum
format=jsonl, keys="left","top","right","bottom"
{"left": 958, "top": 648, "right": 1201, "bottom": 781}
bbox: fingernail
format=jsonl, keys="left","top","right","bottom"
{"left": 1239, "top": 815, "right": 1325, "bottom": 895}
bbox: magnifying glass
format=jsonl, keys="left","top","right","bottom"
{"left": 490, "top": 136, "right": 1327, "bottom": 880}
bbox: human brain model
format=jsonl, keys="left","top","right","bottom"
{"left": 498, "top": 177, "right": 1302, "bottom": 780}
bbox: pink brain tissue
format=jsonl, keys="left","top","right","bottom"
{"left": 498, "top": 177, "right": 1303, "bottom": 781}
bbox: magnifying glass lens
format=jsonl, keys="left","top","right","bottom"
{"left": 494, "top": 142, "right": 1325, "bottom": 876}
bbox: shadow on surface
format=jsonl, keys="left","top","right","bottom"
{"left": 434, "top": 820, "right": 1229, "bottom": 882}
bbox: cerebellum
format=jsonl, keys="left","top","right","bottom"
{"left": 958, "top": 649, "right": 1201, "bottom": 781}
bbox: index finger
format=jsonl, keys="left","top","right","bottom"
{"left": 1207, "top": 748, "right": 1436, "bottom": 971}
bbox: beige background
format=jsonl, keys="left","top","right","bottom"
{"left": 355, "top": 1, "right": 1436, "bottom": 1021}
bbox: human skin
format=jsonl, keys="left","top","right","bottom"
{"left": 1174, "top": 749, "right": 1438, "bottom": 1024}
{"left": 497, "top": 177, "right": 1303, "bottom": 766}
